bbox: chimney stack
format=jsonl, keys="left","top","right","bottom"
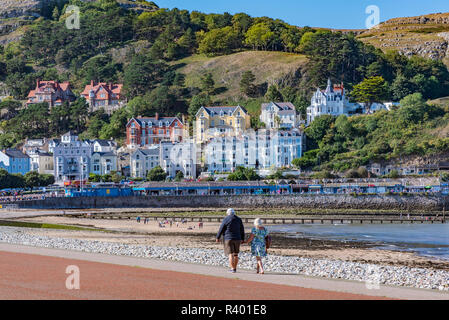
{"left": 155, "top": 113, "right": 159, "bottom": 120}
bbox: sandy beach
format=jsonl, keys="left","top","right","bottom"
{"left": 15, "top": 215, "right": 449, "bottom": 271}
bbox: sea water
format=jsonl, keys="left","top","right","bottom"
{"left": 268, "top": 223, "right": 449, "bottom": 261}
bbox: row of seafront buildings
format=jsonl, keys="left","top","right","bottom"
{"left": 0, "top": 132, "right": 118, "bottom": 182}
{"left": 0, "top": 100, "right": 305, "bottom": 183}
{"left": 0, "top": 79, "right": 401, "bottom": 183}
{"left": 126, "top": 102, "right": 305, "bottom": 179}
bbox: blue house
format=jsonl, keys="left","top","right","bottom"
{"left": 0, "top": 149, "right": 31, "bottom": 175}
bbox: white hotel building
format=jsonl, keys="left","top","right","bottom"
{"left": 160, "top": 140, "right": 197, "bottom": 179}
{"left": 203, "top": 129, "right": 304, "bottom": 173}
{"left": 53, "top": 132, "right": 118, "bottom": 182}
{"left": 306, "top": 79, "right": 361, "bottom": 125}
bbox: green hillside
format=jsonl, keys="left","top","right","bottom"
{"left": 1, "top": 0, "right": 449, "bottom": 174}
{"left": 174, "top": 51, "right": 307, "bottom": 102}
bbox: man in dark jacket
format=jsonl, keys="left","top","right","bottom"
{"left": 216, "top": 208, "right": 245, "bottom": 273}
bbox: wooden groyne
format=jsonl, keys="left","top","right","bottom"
{"left": 72, "top": 214, "right": 448, "bottom": 225}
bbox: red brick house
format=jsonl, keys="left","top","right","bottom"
{"left": 81, "top": 81, "right": 125, "bottom": 114}
{"left": 126, "top": 114, "right": 187, "bottom": 149}
{"left": 26, "top": 80, "right": 76, "bottom": 108}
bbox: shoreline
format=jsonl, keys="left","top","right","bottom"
{"left": 8, "top": 215, "right": 449, "bottom": 271}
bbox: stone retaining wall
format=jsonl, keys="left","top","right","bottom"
{"left": 15, "top": 194, "right": 449, "bottom": 211}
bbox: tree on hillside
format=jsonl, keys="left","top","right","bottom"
{"left": 123, "top": 55, "right": 167, "bottom": 98}
{"left": 99, "top": 107, "right": 130, "bottom": 140}
{"left": 239, "top": 71, "right": 256, "bottom": 97}
{"left": 198, "top": 26, "right": 240, "bottom": 56}
{"left": 244, "top": 22, "right": 275, "bottom": 50}
{"left": 397, "top": 93, "right": 443, "bottom": 125}
{"left": 49, "top": 103, "right": 71, "bottom": 136}
{"left": 83, "top": 109, "right": 109, "bottom": 139}
{"left": 144, "top": 86, "right": 179, "bottom": 116}
{"left": 391, "top": 74, "right": 416, "bottom": 101}
{"left": 188, "top": 93, "right": 211, "bottom": 117}
{"left": 232, "top": 13, "right": 253, "bottom": 34}
{"left": 8, "top": 102, "right": 50, "bottom": 139}
{"left": 81, "top": 54, "right": 121, "bottom": 84}
{"left": 350, "top": 76, "right": 389, "bottom": 113}
{"left": 292, "top": 149, "right": 319, "bottom": 170}
{"left": 305, "top": 115, "right": 334, "bottom": 143}
{"left": 0, "top": 99, "right": 21, "bottom": 120}
{"left": 126, "top": 96, "right": 151, "bottom": 118}
{"left": 69, "top": 99, "right": 89, "bottom": 133}
{"left": 265, "top": 85, "right": 283, "bottom": 101}
{"left": 200, "top": 73, "right": 215, "bottom": 94}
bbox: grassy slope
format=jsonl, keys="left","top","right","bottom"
{"left": 173, "top": 51, "right": 308, "bottom": 107}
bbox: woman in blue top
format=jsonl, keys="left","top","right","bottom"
{"left": 244, "top": 218, "right": 269, "bottom": 274}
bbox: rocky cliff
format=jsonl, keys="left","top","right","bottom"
{"left": 0, "top": 0, "right": 45, "bottom": 44}
{"left": 357, "top": 12, "right": 449, "bottom": 62}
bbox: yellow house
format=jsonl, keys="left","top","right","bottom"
{"left": 195, "top": 106, "right": 251, "bottom": 143}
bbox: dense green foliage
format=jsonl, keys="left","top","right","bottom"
{"left": 147, "top": 165, "right": 167, "bottom": 181}
{"left": 0, "top": 169, "right": 54, "bottom": 189}
{"left": 295, "top": 93, "right": 449, "bottom": 172}
{"left": 227, "top": 166, "right": 260, "bottom": 181}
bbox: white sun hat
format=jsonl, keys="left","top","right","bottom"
{"left": 227, "top": 208, "right": 235, "bottom": 216}
{"left": 254, "top": 218, "right": 263, "bottom": 226}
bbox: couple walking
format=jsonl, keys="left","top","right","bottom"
{"left": 216, "top": 208, "right": 269, "bottom": 274}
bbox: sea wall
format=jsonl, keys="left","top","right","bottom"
{"left": 14, "top": 194, "right": 449, "bottom": 211}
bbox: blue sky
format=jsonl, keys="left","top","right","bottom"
{"left": 154, "top": 0, "right": 449, "bottom": 29}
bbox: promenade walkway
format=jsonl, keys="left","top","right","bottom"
{"left": 0, "top": 243, "right": 447, "bottom": 300}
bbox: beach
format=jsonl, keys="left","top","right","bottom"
{"left": 12, "top": 215, "right": 449, "bottom": 271}
{"left": 0, "top": 210, "right": 448, "bottom": 295}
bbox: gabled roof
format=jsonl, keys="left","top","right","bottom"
{"left": 3, "top": 149, "right": 30, "bottom": 159}
{"left": 29, "top": 81, "right": 72, "bottom": 96}
{"left": 133, "top": 147, "right": 160, "bottom": 156}
{"left": 196, "top": 105, "right": 248, "bottom": 118}
{"left": 81, "top": 81, "right": 123, "bottom": 99}
{"left": 262, "top": 102, "right": 296, "bottom": 112}
{"left": 36, "top": 151, "right": 52, "bottom": 157}
{"left": 92, "top": 151, "right": 116, "bottom": 157}
{"left": 62, "top": 131, "right": 76, "bottom": 137}
{"left": 128, "top": 116, "right": 182, "bottom": 127}
{"left": 92, "top": 139, "right": 115, "bottom": 147}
